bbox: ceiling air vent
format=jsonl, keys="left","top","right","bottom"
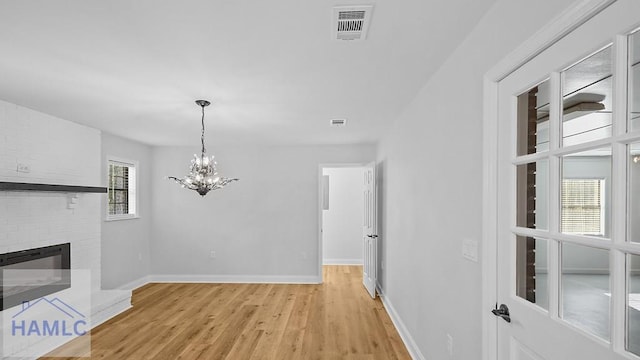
{"left": 333, "top": 6, "right": 373, "bottom": 41}
{"left": 330, "top": 119, "right": 347, "bottom": 127}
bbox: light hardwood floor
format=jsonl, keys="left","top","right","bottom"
{"left": 43, "top": 265, "right": 411, "bottom": 359}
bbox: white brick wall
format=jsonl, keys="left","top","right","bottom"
{"left": 0, "top": 100, "right": 102, "bottom": 292}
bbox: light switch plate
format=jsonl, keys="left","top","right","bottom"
{"left": 462, "top": 238, "right": 478, "bottom": 262}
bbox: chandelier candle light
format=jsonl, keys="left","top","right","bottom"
{"left": 168, "top": 100, "right": 238, "bottom": 196}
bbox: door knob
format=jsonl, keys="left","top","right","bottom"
{"left": 492, "top": 304, "right": 511, "bottom": 323}
{"left": 367, "top": 234, "right": 378, "bottom": 238}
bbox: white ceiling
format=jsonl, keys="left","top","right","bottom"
{"left": 0, "top": 0, "right": 496, "bottom": 146}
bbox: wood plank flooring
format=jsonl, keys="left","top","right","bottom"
{"left": 43, "top": 265, "right": 411, "bottom": 360}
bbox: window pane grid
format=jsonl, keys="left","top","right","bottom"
{"left": 509, "top": 26, "right": 640, "bottom": 358}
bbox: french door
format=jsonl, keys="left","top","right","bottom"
{"left": 496, "top": 1, "right": 640, "bottom": 358}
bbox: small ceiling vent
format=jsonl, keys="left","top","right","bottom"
{"left": 330, "top": 118, "right": 347, "bottom": 127}
{"left": 333, "top": 6, "right": 373, "bottom": 41}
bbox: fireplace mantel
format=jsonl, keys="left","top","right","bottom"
{"left": 0, "top": 181, "right": 107, "bottom": 193}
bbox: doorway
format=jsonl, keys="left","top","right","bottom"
{"left": 319, "top": 162, "right": 377, "bottom": 297}
{"left": 321, "top": 166, "right": 366, "bottom": 265}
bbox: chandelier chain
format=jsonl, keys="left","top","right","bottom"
{"left": 201, "top": 104, "right": 206, "bottom": 156}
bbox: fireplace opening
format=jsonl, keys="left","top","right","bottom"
{"left": 0, "top": 243, "right": 71, "bottom": 310}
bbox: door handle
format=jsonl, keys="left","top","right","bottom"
{"left": 492, "top": 304, "right": 511, "bottom": 323}
{"left": 367, "top": 235, "right": 378, "bottom": 238}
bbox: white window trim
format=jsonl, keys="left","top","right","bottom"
{"left": 106, "top": 155, "right": 140, "bottom": 221}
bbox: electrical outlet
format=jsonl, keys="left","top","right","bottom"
{"left": 210, "top": 251, "right": 216, "bottom": 259}
{"left": 446, "top": 333, "right": 453, "bottom": 357}
{"left": 16, "top": 163, "right": 31, "bottom": 173}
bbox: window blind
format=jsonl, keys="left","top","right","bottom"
{"left": 108, "top": 163, "right": 130, "bottom": 215}
{"left": 561, "top": 179, "right": 604, "bottom": 235}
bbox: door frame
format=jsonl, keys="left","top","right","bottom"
{"left": 317, "top": 163, "right": 370, "bottom": 283}
{"left": 481, "top": 1, "right": 616, "bottom": 359}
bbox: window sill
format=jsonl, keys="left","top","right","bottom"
{"left": 105, "top": 215, "right": 139, "bottom": 222}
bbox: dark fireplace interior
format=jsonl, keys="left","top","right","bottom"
{"left": 0, "top": 243, "right": 71, "bottom": 310}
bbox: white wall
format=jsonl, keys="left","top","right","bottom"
{"left": 101, "top": 132, "right": 152, "bottom": 289}
{"left": 0, "top": 99, "right": 102, "bottom": 292}
{"left": 322, "top": 167, "right": 364, "bottom": 265}
{"left": 150, "top": 145, "right": 374, "bottom": 280}
{"left": 375, "top": 0, "right": 575, "bottom": 359}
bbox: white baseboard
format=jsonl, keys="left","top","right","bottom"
{"left": 117, "top": 275, "right": 153, "bottom": 290}
{"left": 323, "top": 258, "right": 363, "bottom": 265}
{"left": 115, "top": 274, "right": 323, "bottom": 291}
{"left": 377, "top": 287, "right": 425, "bottom": 360}
{"left": 92, "top": 300, "right": 131, "bottom": 328}
{"left": 150, "top": 274, "right": 321, "bottom": 284}
{"left": 95, "top": 302, "right": 131, "bottom": 324}
{"left": 92, "top": 290, "right": 132, "bottom": 327}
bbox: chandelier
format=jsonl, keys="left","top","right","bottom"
{"left": 168, "top": 100, "right": 238, "bottom": 196}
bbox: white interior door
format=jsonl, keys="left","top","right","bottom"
{"left": 496, "top": 1, "right": 640, "bottom": 359}
{"left": 363, "top": 162, "right": 377, "bottom": 298}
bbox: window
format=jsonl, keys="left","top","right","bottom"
{"left": 107, "top": 158, "right": 137, "bottom": 220}
{"left": 561, "top": 179, "right": 604, "bottom": 235}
